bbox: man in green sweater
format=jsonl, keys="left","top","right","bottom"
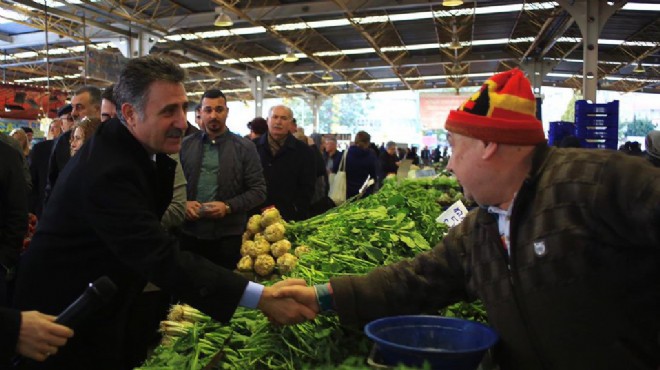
{"left": 276, "top": 69, "right": 660, "bottom": 370}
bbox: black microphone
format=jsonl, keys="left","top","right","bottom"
{"left": 11, "top": 276, "right": 118, "bottom": 367}
{"left": 55, "top": 276, "right": 117, "bottom": 329}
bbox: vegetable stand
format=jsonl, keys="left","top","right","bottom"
{"left": 138, "top": 176, "right": 486, "bottom": 370}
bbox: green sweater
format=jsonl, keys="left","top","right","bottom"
{"left": 331, "top": 144, "right": 660, "bottom": 370}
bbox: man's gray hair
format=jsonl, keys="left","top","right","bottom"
{"left": 114, "top": 55, "right": 186, "bottom": 124}
{"left": 268, "top": 104, "right": 293, "bottom": 119}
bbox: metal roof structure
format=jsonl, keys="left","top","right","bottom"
{"left": 0, "top": 0, "right": 658, "bottom": 101}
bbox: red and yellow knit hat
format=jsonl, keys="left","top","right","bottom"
{"left": 445, "top": 68, "right": 545, "bottom": 145}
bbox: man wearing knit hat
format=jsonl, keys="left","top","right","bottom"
{"left": 275, "top": 69, "right": 660, "bottom": 370}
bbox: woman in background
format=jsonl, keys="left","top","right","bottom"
{"left": 69, "top": 117, "right": 102, "bottom": 157}
{"left": 9, "top": 128, "right": 30, "bottom": 159}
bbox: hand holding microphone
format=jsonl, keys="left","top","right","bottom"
{"left": 14, "top": 276, "right": 117, "bottom": 363}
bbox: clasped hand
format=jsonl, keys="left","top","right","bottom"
{"left": 257, "top": 279, "right": 321, "bottom": 325}
{"left": 185, "top": 201, "right": 228, "bottom": 220}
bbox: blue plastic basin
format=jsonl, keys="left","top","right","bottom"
{"left": 364, "top": 315, "right": 498, "bottom": 370}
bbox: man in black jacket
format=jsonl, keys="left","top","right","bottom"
{"left": 180, "top": 89, "right": 266, "bottom": 270}
{"left": 253, "top": 105, "right": 316, "bottom": 221}
{"left": 13, "top": 56, "right": 314, "bottom": 370}
{"left": 1, "top": 140, "right": 73, "bottom": 366}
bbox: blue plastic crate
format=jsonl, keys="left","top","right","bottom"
{"left": 575, "top": 100, "right": 619, "bottom": 116}
{"left": 580, "top": 138, "right": 618, "bottom": 150}
{"left": 575, "top": 116, "right": 618, "bottom": 127}
{"left": 548, "top": 121, "right": 576, "bottom": 146}
{"left": 576, "top": 125, "right": 618, "bottom": 139}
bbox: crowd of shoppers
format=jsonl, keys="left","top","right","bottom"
{"left": 1, "top": 58, "right": 658, "bottom": 370}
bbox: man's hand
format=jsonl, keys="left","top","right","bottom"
{"left": 200, "top": 201, "right": 229, "bottom": 219}
{"left": 185, "top": 201, "right": 202, "bottom": 221}
{"left": 258, "top": 279, "right": 317, "bottom": 325}
{"left": 17, "top": 311, "right": 74, "bottom": 362}
{"left": 272, "top": 284, "right": 319, "bottom": 313}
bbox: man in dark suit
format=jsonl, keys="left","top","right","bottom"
{"left": 43, "top": 86, "right": 101, "bottom": 207}
{"left": 13, "top": 56, "right": 314, "bottom": 370}
{"left": 253, "top": 105, "right": 316, "bottom": 221}
{"left": 28, "top": 120, "right": 63, "bottom": 218}
{"left": 1, "top": 142, "right": 73, "bottom": 366}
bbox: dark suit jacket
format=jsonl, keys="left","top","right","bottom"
{"left": 43, "top": 130, "right": 71, "bottom": 207}
{"left": 13, "top": 118, "right": 248, "bottom": 370}
{"left": 28, "top": 140, "right": 54, "bottom": 218}
{"left": 253, "top": 134, "right": 315, "bottom": 221}
{"left": 0, "top": 307, "right": 20, "bottom": 365}
{"left": 0, "top": 141, "right": 27, "bottom": 272}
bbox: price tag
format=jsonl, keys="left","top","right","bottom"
{"left": 415, "top": 169, "right": 436, "bottom": 178}
{"left": 436, "top": 200, "right": 468, "bottom": 228}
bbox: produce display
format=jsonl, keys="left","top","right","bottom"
{"left": 138, "top": 176, "right": 485, "bottom": 370}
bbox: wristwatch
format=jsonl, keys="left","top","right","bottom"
{"left": 225, "top": 203, "right": 232, "bottom": 214}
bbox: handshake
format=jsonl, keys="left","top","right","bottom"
{"left": 256, "top": 279, "right": 325, "bottom": 325}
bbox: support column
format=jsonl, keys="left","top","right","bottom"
{"left": 249, "top": 74, "right": 271, "bottom": 118}
{"left": 557, "top": 0, "right": 623, "bottom": 102}
{"left": 306, "top": 95, "right": 327, "bottom": 133}
{"left": 116, "top": 32, "right": 159, "bottom": 59}
{"left": 520, "top": 59, "right": 558, "bottom": 121}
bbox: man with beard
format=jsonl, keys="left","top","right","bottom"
{"left": 179, "top": 89, "right": 266, "bottom": 270}
{"left": 13, "top": 57, "right": 314, "bottom": 370}
{"left": 100, "top": 84, "right": 117, "bottom": 123}
{"left": 275, "top": 69, "right": 660, "bottom": 370}
{"left": 253, "top": 105, "right": 315, "bottom": 221}
{"left": 44, "top": 87, "right": 101, "bottom": 206}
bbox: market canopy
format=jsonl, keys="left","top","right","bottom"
{"left": 0, "top": 0, "right": 658, "bottom": 101}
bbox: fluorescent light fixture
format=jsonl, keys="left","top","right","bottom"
{"left": 448, "top": 39, "right": 462, "bottom": 50}
{"left": 622, "top": 2, "right": 660, "bottom": 11}
{"left": 179, "top": 62, "right": 210, "bottom": 68}
{"left": 283, "top": 49, "right": 299, "bottom": 62}
{"left": 443, "top": 0, "right": 464, "bottom": 6}
{"left": 214, "top": 8, "right": 233, "bottom": 27}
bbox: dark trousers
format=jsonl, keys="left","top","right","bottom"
{"left": 179, "top": 234, "right": 242, "bottom": 271}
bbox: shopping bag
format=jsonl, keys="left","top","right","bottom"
{"left": 328, "top": 150, "right": 347, "bottom": 205}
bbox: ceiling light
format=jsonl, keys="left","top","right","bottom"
{"left": 283, "top": 49, "right": 299, "bottom": 63}
{"left": 633, "top": 62, "right": 645, "bottom": 73}
{"left": 443, "top": 0, "right": 464, "bottom": 6}
{"left": 321, "top": 72, "right": 333, "bottom": 80}
{"left": 448, "top": 39, "right": 462, "bottom": 50}
{"left": 586, "top": 72, "right": 595, "bottom": 79}
{"left": 214, "top": 8, "right": 233, "bottom": 27}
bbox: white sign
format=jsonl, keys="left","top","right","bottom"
{"left": 436, "top": 200, "right": 468, "bottom": 228}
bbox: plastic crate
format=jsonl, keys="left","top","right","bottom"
{"left": 580, "top": 138, "right": 618, "bottom": 150}
{"left": 575, "top": 125, "right": 618, "bottom": 140}
{"left": 575, "top": 100, "right": 619, "bottom": 116}
{"left": 574, "top": 116, "right": 618, "bottom": 127}
{"left": 548, "top": 121, "right": 575, "bottom": 146}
